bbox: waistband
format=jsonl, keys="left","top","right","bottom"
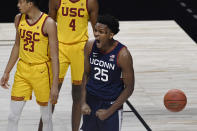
{"left": 86, "top": 91, "right": 117, "bottom": 102}
{"left": 19, "top": 59, "right": 51, "bottom": 65}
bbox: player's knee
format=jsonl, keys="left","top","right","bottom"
{"left": 8, "top": 113, "right": 20, "bottom": 124}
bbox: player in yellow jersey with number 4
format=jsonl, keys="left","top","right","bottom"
{"left": 38, "top": 0, "right": 98, "bottom": 131}
{"left": 0, "top": 0, "right": 59, "bottom": 131}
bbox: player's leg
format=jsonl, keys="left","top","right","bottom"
{"left": 37, "top": 77, "right": 64, "bottom": 131}
{"left": 7, "top": 101, "right": 26, "bottom": 131}
{"left": 8, "top": 60, "right": 32, "bottom": 131}
{"left": 33, "top": 62, "right": 54, "bottom": 131}
{"left": 38, "top": 43, "right": 70, "bottom": 131}
{"left": 40, "top": 103, "right": 53, "bottom": 131}
{"left": 70, "top": 42, "right": 85, "bottom": 131}
{"left": 29, "top": 62, "right": 52, "bottom": 131}
{"left": 72, "top": 84, "right": 82, "bottom": 131}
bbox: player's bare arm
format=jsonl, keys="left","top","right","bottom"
{"left": 0, "top": 14, "right": 21, "bottom": 89}
{"left": 81, "top": 40, "right": 94, "bottom": 115}
{"left": 96, "top": 47, "right": 135, "bottom": 120}
{"left": 49, "top": 0, "right": 60, "bottom": 21}
{"left": 88, "top": 0, "right": 99, "bottom": 30}
{"left": 43, "top": 17, "right": 59, "bottom": 104}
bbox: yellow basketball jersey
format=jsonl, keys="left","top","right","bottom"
{"left": 57, "top": 0, "right": 89, "bottom": 44}
{"left": 18, "top": 13, "right": 50, "bottom": 64}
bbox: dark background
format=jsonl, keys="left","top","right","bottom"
{"left": 0, "top": 0, "right": 197, "bottom": 43}
{"left": 0, "top": 0, "right": 174, "bottom": 22}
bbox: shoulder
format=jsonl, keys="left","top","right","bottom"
{"left": 44, "top": 16, "right": 56, "bottom": 26}
{"left": 43, "top": 16, "right": 57, "bottom": 34}
{"left": 15, "top": 13, "right": 22, "bottom": 21}
{"left": 14, "top": 13, "right": 22, "bottom": 28}
{"left": 119, "top": 45, "right": 131, "bottom": 59}
{"left": 118, "top": 44, "right": 133, "bottom": 66}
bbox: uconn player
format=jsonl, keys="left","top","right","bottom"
{"left": 81, "top": 14, "right": 135, "bottom": 131}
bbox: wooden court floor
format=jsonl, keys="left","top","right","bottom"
{"left": 0, "top": 21, "right": 197, "bottom": 131}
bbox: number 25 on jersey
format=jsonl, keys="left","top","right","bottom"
{"left": 94, "top": 67, "right": 108, "bottom": 82}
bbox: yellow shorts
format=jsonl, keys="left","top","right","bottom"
{"left": 59, "top": 41, "right": 85, "bottom": 85}
{"left": 11, "top": 60, "right": 52, "bottom": 106}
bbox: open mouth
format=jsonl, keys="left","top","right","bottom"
{"left": 95, "top": 39, "right": 100, "bottom": 43}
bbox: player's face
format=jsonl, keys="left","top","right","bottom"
{"left": 17, "top": 0, "right": 32, "bottom": 13}
{"left": 94, "top": 23, "right": 114, "bottom": 49}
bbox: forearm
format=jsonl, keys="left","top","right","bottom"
{"left": 81, "top": 73, "right": 89, "bottom": 104}
{"left": 81, "top": 86, "right": 86, "bottom": 105}
{"left": 4, "top": 44, "right": 19, "bottom": 74}
{"left": 47, "top": 19, "right": 59, "bottom": 88}
{"left": 51, "top": 56, "right": 59, "bottom": 88}
{"left": 89, "top": 0, "right": 99, "bottom": 30}
{"left": 108, "top": 86, "right": 134, "bottom": 114}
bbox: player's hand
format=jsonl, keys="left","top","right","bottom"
{"left": 96, "top": 109, "right": 111, "bottom": 120}
{"left": 0, "top": 73, "right": 10, "bottom": 89}
{"left": 50, "top": 86, "right": 59, "bottom": 105}
{"left": 81, "top": 103, "right": 91, "bottom": 115}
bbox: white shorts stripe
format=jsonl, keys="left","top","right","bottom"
{"left": 118, "top": 108, "right": 123, "bottom": 131}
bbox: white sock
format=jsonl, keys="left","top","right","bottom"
{"left": 7, "top": 101, "right": 26, "bottom": 131}
{"left": 40, "top": 102, "right": 53, "bottom": 131}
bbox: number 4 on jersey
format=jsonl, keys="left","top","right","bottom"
{"left": 69, "top": 19, "right": 76, "bottom": 31}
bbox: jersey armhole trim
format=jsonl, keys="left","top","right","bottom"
{"left": 117, "top": 46, "right": 126, "bottom": 67}
{"left": 57, "top": 0, "right": 61, "bottom": 11}
{"left": 86, "top": 0, "right": 89, "bottom": 13}
{"left": 41, "top": 16, "right": 49, "bottom": 37}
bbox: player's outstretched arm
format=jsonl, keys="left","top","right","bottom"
{"left": 44, "top": 17, "right": 59, "bottom": 104}
{"left": 81, "top": 40, "right": 94, "bottom": 115}
{"left": 0, "top": 14, "right": 21, "bottom": 89}
{"left": 96, "top": 47, "right": 135, "bottom": 120}
{"left": 49, "top": 0, "right": 59, "bottom": 21}
{"left": 88, "top": 0, "right": 99, "bottom": 31}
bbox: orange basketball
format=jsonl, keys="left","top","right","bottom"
{"left": 164, "top": 89, "right": 187, "bottom": 112}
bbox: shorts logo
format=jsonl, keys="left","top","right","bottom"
{"left": 40, "top": 70, "right": 45, "bottom": 73}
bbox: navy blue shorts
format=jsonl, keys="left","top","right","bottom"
{"left": 81, "top": 93, "right": 123, "bottom": 131}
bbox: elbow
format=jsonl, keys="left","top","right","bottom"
{"left": 127, "top": 83, "right": 135, "bottom": 96}
{"left": 128, "top": 86, "right": 134, "bottom": 96}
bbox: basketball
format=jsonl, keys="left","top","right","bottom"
{"left": 164, "top": 89, "right": 187, "bottom": 112}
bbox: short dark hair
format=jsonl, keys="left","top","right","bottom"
{"left": 97, "top": 14, "right": 120, "bottom": 35}
{"left": 26, "top": 0, "right": 40, "bottom": 7}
